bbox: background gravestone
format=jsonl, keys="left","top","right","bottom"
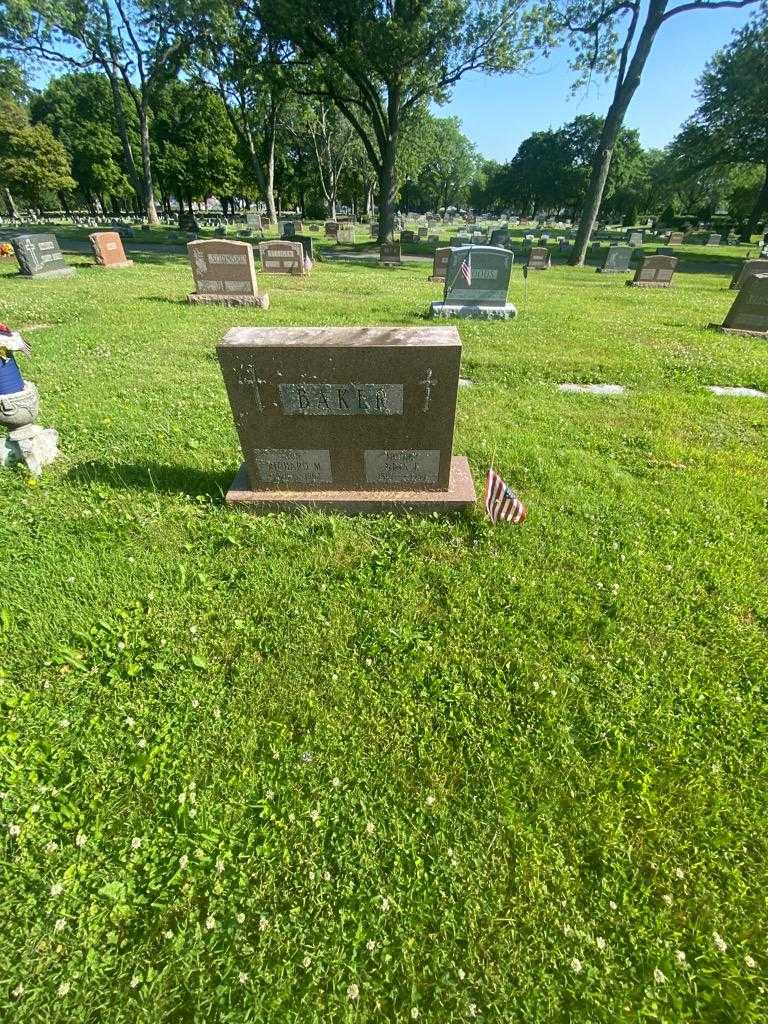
{"left": 656, "top": 246, "right": 674, "bottom": 256}
{"left": 706, "top": 233, "right": 721, "bottom": 246}
{"left": 187, "top": 239, "right": 268, "bottom": 307}
{"left": 432, "top": 245, "right": 515, "bottom": 319}
{"left": 12, "top": 234, "right": 74, "bottom": 278}
{"left": 526, "top": 247, "right": 551, "bottom": 270}
{"left": 89, "top": 231, "right": 133, "bottom": 269}
{"left": 628, "top": 231, "right": 643, "bottom": 246}
{"left": 713, "top": 273, "right": 768, "bottom": 337}
{"left": 216, "top": 325, "right": 476, "bottom": 513}
{"left": 324, "top": 221, "right": 339, "bottom": 239}
{"left": 490, "top": 227, "right": 509, "bottom": 247}
{"left": 429, "top": 247, "right": 451, "bottom": 282}
{"left": 337, "top": 224, "right": 356, "bottom": 244}
{"left": 401, "top": 230, "right": 416, "bottom": 243}
{"left": 730, "top": 258, "right": 768, "bottom": 289}
{"left": 628, "top": 254, "right": 678, "bottom": 287}
{"left": 246, "top": 212, "right": 262, "bottom": 229}
{"left": 380, "top": 242, "right": 402, "bottom": 266}
{"left": 418, "top": 227, "right": 428, "bottom": 239}
{"left": 292, "top": 234, "right": 314, "bottom": 262}
{"left": 597, "top": 245, "right": 633, "bottom": 274}
{"left": 668, "top": 231, "right": 685, "bottom": 245}
{"left": 281, "top": 220, "right": 296, "bottom": 238}
{"left": 258, "top": 239, "right": 306, "bottom": 275}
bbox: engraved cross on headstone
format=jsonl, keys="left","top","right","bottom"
{"left": 236, "top": 362, "right": 266, "bottom": 412}
{"left": 420, "top": 368, "right": 437, "bottom": 412}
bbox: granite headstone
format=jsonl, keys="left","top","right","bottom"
{"left": 187, "top": 239, "right": 268, "bottom": 306}
{"left": 12, "top": 234, "right": 73, "bottom": 279}
{"left": 258, "top": 240, "right": 306, "bottom": 275}
{"left": 713, "top": 273, "right": 768, "bottom": 337}
{"left": 628, "top": 254, "right": 678, "bottom": 288}
{"left": 730, "top": 258, "right": 768, "bottom": 290}
{"left": 526, "top": 247, "right": 551, "bottom": 271}
{"left": 597, "top": 245, "right": 633, "bottom": 274}
{"left": 380, "top": 242, "right": 402, "bottom": 266}
{"left": 89, "top": 231, "right": 133, "bottom": 269}
{"left": 431, "top": 245, "right": 515, "bottom": 319}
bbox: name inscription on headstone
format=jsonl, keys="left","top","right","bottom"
{"left": 364, "top": 449, "right": 440, "bottom": 484}
{"left": 253, "top": 449, "right": 332, "bottom": 484}
{"left": 278, "top": 383, "right": 403, "bottom": 415}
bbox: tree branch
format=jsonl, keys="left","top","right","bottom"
{"left": 662, "top": 0, "right": 759, "bottom": 19}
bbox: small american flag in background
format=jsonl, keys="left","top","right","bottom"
{"left": 460, "top": 254, "right": 472, "bottom": 285}
{"left": 485, "top": 467, "right": 527, "bottom": 524}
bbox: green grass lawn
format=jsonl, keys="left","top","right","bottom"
{"left": 1, "top": 247, "right": 767, "bottom": 1022}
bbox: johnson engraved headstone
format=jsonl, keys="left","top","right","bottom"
{"left": 187, "top": 239, "right": 268, "bottom": 306}
{"left": 431, "top": 245, "right": 515, "bottom": 319}
{"left": 628, "top": 254, "right": 677, "bottom": 288}
{"left": 712, "top": 273, "right": 768, "bottom": 337}
{"left": 89, "top": 231, "right": 133, "bottom": 269}
{"left": 12, "top": 234, "right": 74, "bottom": 279}
{"left": 258, "top": 240, "right": 306, "bottom": 275}
{"left": 216, "top": 326, "right": 476, "bottom": 513}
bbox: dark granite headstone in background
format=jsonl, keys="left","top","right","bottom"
{"left": 713, "top": 273, "right": 768, "bottom": 336}
{"left": 526, "top": 247, "right": 551, "bottom": 271}
{"left": 429, "top": 247, "right": 451, "bottom": 282}
{"left": 216, "top": 326, "right": 476, "bottom": 512}
{"left": 293, "top": 235, "right": 314, "bottom": 262}
{"left": 597, "top": 245, "right": 633, "bottom": 274}
{"left": 730, "top": 258, "right": 768, "bottom": 289}
{"left": 432, "top": 245, "right": 515, "bottom": 319}
{"left": 12, "top": 233, "right": 73, "bottom": 278}
{"left": 324, "top": 221, "right": 339, "bottom": 239}
{"left": 628, "top": 254, "right": 678, "bottom": 288}
{"left": 258, "top": 240, "right": 306, "bottom": 275}
{"left": 380, "top": 242, "right": 402, "bottom": 266}
{"left": 628, "top": 231, "right": 643, "bottom": 247}
{"left": 490, "top": 227, "right": 509, "bottom": 247}
{"left": 705, "top": 233, "right": 721, "bottom": 246}
{"left": 401, "top": 230, "right": 416, "bottom": 243}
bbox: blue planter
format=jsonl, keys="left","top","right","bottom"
{"left": 0, "top": 355, "right": 24, "bottom": 396}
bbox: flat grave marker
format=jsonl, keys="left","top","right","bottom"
{"left": 628, "top": 254, "right": 677, "bottom": 288}
{"left": 431, "top": 245, "right": 515, "bottom": 319}
{"left": 187, "top": 239, "right": 268, "bottom": 307}
{"left": 217, "top": 325, "right": 476, "bottom": 513}
{"left": 89, "top": 231, "right": 133, "bottom": 269}
{"left": 258, "top": 239, "right": 306, "bottom": 276}
{"left": 12, "top": 233, "right": 74, "bottom": 279}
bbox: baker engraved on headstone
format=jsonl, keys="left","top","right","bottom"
{"left": 216, "top": 326, "right": 476, "bottom": 513}
{"left": 729, "top": 258, "right": 768, "bottom": 290}
{"left": 711, "top": 273, "right": 768, "bottom": 337}
{"left": 628, "top": 254, "right": 677, "bottom": 288}
{"left": 258, "top": 239, "right": 306, "bottom": 276}
{"left": 597, "top": 245, "right": 633, "bottom": 274}
{"left": 89, "top": 231, "right": 133, "bottom": 269}
{"left": 12, "top": 234, "right": 74, "bottom": 279}
{"left": 431, "top": 245, "right": 515, "bottom": 319}
{"left": 187, "top": 239, "right": 268, "bottom": 307}
{"left": 429, "top": 247, "right": 451, "bottom": 282}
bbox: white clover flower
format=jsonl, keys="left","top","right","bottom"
{"left": 713, "top": 931, "right": 728, "bottom": 953}
{"left": 745, "top": 955, "right": 757, "bottom": 969}
{"left": 179, "top": 854, "right": 189, "bottom": 869}
{"left": 188, "top": 808, "right": 197, "bottom": 818}
{"left": 595, "top": 936, "right": 606, "bottom": 951}
{"left": 213, "top": 708, "right": 221, "bottom": 720}
{"left": 205, "top": 916, "right": 216, "bottom": 931}
{"left": 124, "top": 716, "right": 135, "bottom": 728}
{"left": 365, "top": 822, "right": 376, "bottom": 836}
{"left": 303, "top": 956, "right": 312, "bottom": 968}
{"left": 31, "top": 803, "right": 40, "bottom": 813}
{"left": 131, "top": 837, "right": 142, "bottom": 851}
{"left": 12, "top": 983, "right": 24, "bottom": 999}
{"left": 75, "top": 832, "right": 87, "bottom": 848}
{"left": 236, "top": 913, "right": 245, "bottom": 925}
{"left": 675, "top": 950, "right": 686, "bottom": 964}
{"left": 381, "top": 897, "right": 390, "bottom": 911}
{"left": 653, "top": 968, "right": 667, "bottom": 984}
{"left": 259, "top": 916, "right": 268, "bottom": 931}
{"left": 411, "top": 1008, "right": 419, "bottom": 1019}
{"left": 609, "top": 900, "right": 617, "bottom": 911}
{"left": 54, "top": 918, "right": 67, "bottom": 932}
{"left": 323, "top": 870, "right": 331, "bottom": 882}
{"left": 216, "top": 858, "right": 225, "bottom": 874}
{"left": 57, "top": 981, "right": 70, "bottom": 998}
{"left": 674, "top": 867, "right": 685, "bottom": 879}
{"left": 137, "top": 738, "right": 147, "bottom": 749}
{"left": 468, "top": 1004, "right": 478, "bottom": 1018}
{"left": 458, "top": 968, "right": 466, "bottom": 981}
{"left": 662, "top": 893, "right": 673, "bottom": 906}
{"left": 8, "top": 823, "right": 20, "bottom": 838}
{"left": 265, "top": 790, "right": 275, "bottom": 801}
{"left": 130, "top": 976, "right": 140, "bottom": 989}
{"left": 59, "top": 719, "right": 70, "bottom": 730}
{"left": 347, "top": 983, "right": 359, "bottom": 1000}
{"left": 309, "top": 870, "right": 316, "bottom": 881}
{"left": 45, "top": 841, "right": 59, "bottom": 855}
{"left": 177, "top": 792, "right": 186, "bottom": 805}
{"left": 164, "top": 929, "right": 174, "bottom": 939}
{"left": 425, "top": 795, "right": 436, "bottom": 807}
{"left": 238, "top": 972, "right": 248, "bottom": 984}
{"left": 309, "top": 809, "right": 320, "bottom": 823}
{"left": 191, "top": 698, "right": 200, "bottom": 709}
{"left": 366, "top": 940, "right": 376, "bottom": 952}
{"left": 50, "top": 882, "right": 64, "bottom": 897}
{"left": 569, "top": 957, "right": 583, "bottom": 974}
{"left": 331, "top": 777, "right": 340, "bottom": 789}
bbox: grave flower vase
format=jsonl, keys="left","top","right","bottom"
{"left": 0, "top": 354, "right": 24, "bottom": 395}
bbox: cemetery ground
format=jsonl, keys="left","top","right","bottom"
{"left": 1, "top": 239, "right": 767, "bottom": 1023}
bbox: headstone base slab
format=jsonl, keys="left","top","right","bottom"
{"left": 96, "top": 260, "right": 133, "bottom": 269}
{"left": 224, "top": 456, "right": 476, "bottom": 516}
{"left": 21, "top": 267, "right": 75, "bottom": 280}
{"left": 430, "top": 301, "right": 517, "bottom": 320}
{"left": 708, "top": 323, "right": 768, "bottom": 338}
{"left": 596, "top": 268, "right": 631, "bottom": 274}
{"left": 187, "top": 293, "right": 270, "bottom": 309}
{"left": 428, "top": 275, "right": 446, "bottom": 282}
{"left": 627, "top": 280, "right": 672, "bottom": 288}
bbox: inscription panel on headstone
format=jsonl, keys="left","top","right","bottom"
{"left": 526, "top": 246, "right": 551, "bottom": 270}
{"left": 380, "top": 242, "right": 402, "bottom": 265}
{"left": 188, "top": 239, "right": 258, "bottom": 295}
{"left": 217, "top": 326, "right": 462, "bottom": 491}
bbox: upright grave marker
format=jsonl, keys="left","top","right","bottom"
{"left": 711, "top": 273, "right": 768, "bottom": 337}
{"left": 187, "top": 239, "right": 268, "bottom": 307}
{"left": 429, "top": 247, "right": 451, "bottom": 282}
{"left": 628, "top": 254, "right": 677, "bottom": 288}
{"left": 380, "top": 242, "right": 402, "bottom": 267}
{"left": 418, "top": 227, "right": 428, "bottom": 239}
{"left": 490, "top": 227, "right": 509, "bottom": 247}
{"left": 526, "top": 247, "right": 551, "bottom": 271}
{"left": 401, "top": 230, "right": 416, "bottom": 243}
{"left": 730, "top": 258, "right": 768, "bottom": 290}
{"left": 324, "top": 221, "right": 339, "bottom": 239}
{"left": 293, "top": 235, "right": 314, "bottom": 264}
{"left": 337, "top": 224, "right": 356, "bottom": 244}
{"left": 628, "top": 231, "right": 643, "bottom": 246}
{"left": 217, "top": 326, "right": 476, "bottom": 513}
{"left": 597, "top": 245, "right": 633, "bottom": 274}
{"left": 706, "top": 233, "right": 721, "bottom": 247}
{"left": 12, "top": 234, "right": 74, "bottom": 279}
{"left": 246, "top": 212, "right": 262, "bottom": 229}
{"left": 89, "top": 231, "right": 133, "bottom": 269}
{"left": 431, "top": 245, "right": 515, "bottom": 319}
{"left": 667, "top": 231, "right": 685, "bottom": 245}
{"left": 258, "top": 240, "right": 306, "bottom": 275}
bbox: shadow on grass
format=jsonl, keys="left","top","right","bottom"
{"left": 66, "top": 460, "right": 233, "bottom": 498}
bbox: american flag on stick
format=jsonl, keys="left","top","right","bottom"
{"left": 484, "top": 467, "right": 527, "bottom": 524}
{"left": 460, "top": 253, "right": 472, "bottom": 285}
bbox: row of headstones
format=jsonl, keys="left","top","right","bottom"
{"left": 7, "top": 231, "right": 768, "bottom": 338}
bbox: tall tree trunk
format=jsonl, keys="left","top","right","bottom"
{"left": 4, "top": 189, "right": 17, "bottom": 218}
{"left": 569, "top": 1, "right": 666, "bottom": 266}
{"left": 138, "top": 102, "right": 159, "bottom": 225}
{"left": 743, "top": 160, "right": 768, "bottom": 242}
{"left": 376, "top": 140, "right": 398, "bottom": 243}
{"left": 104, "top": 65, "right": 142, "bottom": 206}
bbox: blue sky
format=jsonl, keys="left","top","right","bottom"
{"left": 435, "top": 4, "right": 754, "bottom": 162}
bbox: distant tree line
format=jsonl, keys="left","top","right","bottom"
{"left": 0, "top": 0, "right": 764, "bottom": 242}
